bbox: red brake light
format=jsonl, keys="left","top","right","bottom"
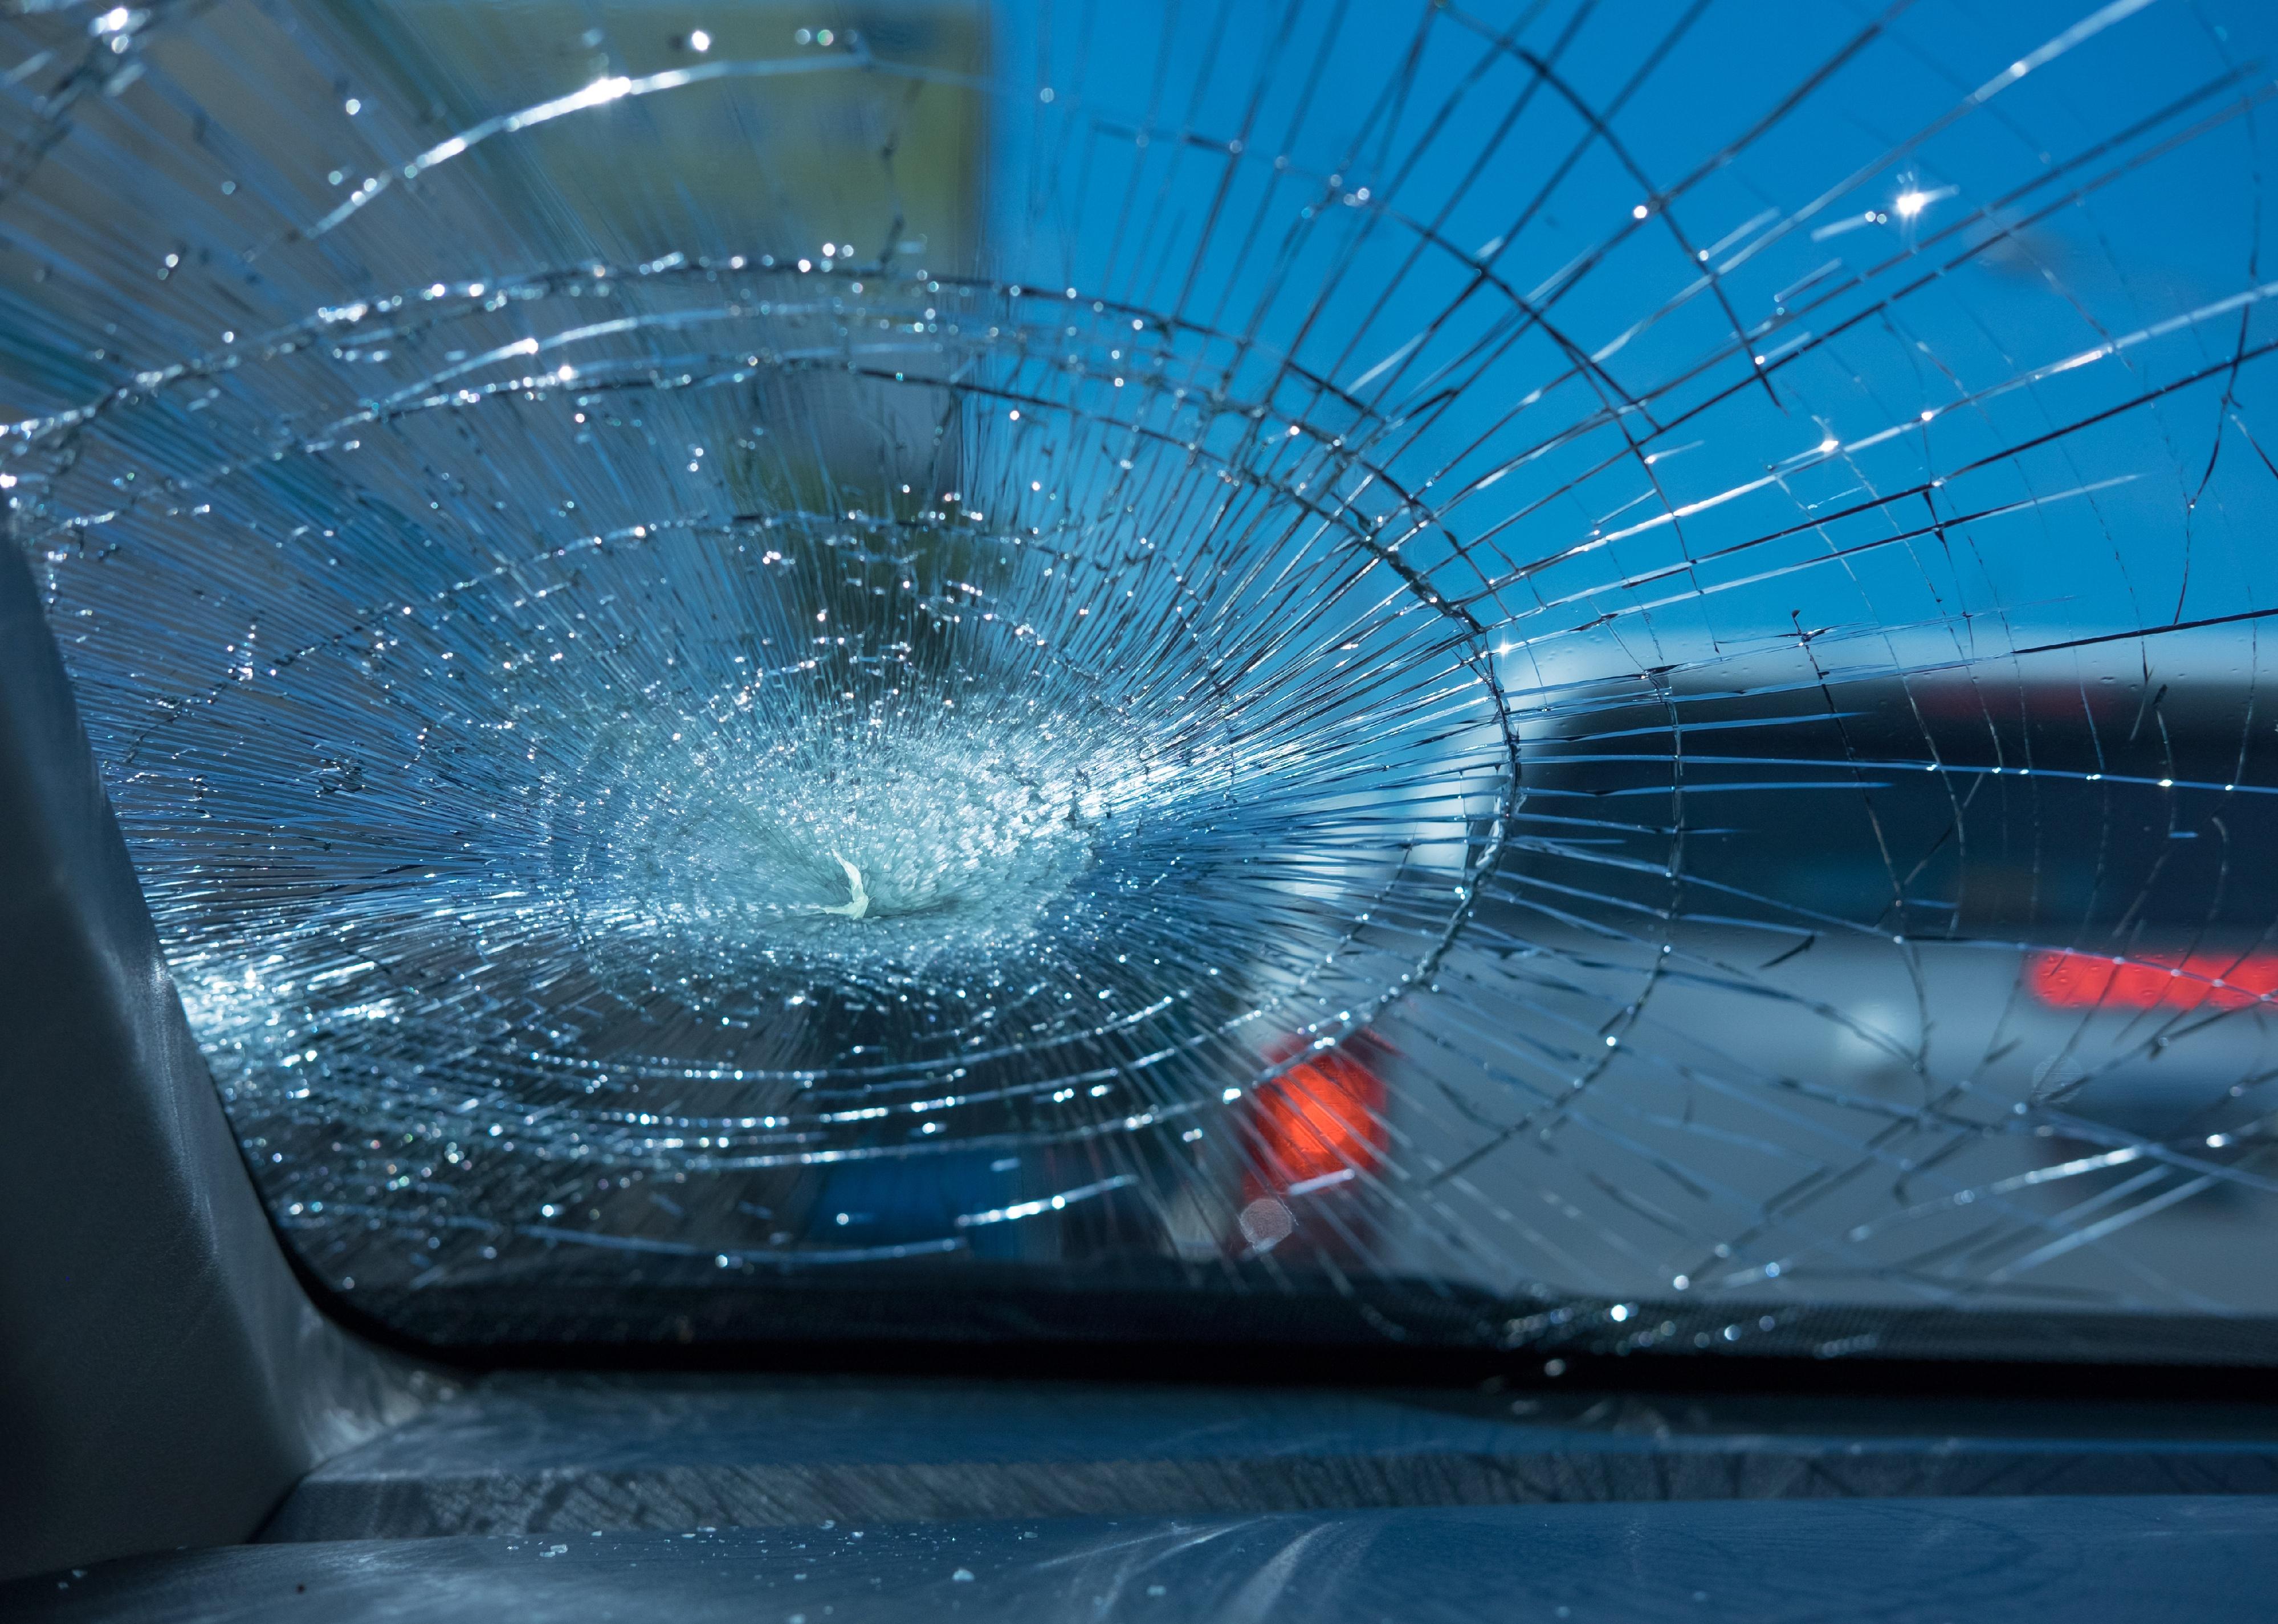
{"left": 1244, "top": 1043, "right": 1388, "bottom": 1197}
{"left": 2026, "top": 949, "right": 2278, "bottom": 1011}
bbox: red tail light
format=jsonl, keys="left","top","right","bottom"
{"left": 2026, "top": 949, "right": 2278, "bottom": 1012}
{"left": 1244, "top": 1041, "right": 1388, "bottom": 1198}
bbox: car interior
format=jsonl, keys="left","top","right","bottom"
{"left": 7, "top": 2, "right": 2278, "bottom": 1619}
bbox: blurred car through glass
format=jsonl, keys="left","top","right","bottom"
{"left": 10, "top": 0, "right": 2278, "bottom": 1360}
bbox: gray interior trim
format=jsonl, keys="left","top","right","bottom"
{"left": 0, "top": 544, "right": 431, "bottom": 1585}
{"left": 263, "top": 1372, "right": 2278, "bottom": 1541}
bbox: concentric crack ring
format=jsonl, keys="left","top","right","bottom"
{"left": 15, "top": 262, "right": 1519, "bottom": 1172}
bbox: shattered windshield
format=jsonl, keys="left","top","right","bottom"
{"left": 11, "top": 0, "right": 2278, "bottom": 1360}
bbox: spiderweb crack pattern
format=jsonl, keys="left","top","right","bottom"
{"left": 6, "top": 0, "right": 2278, "bottom": 1356}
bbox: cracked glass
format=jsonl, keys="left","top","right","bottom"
{"left": 10, "top": 0, "right": 2278, "bottom": 1360}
